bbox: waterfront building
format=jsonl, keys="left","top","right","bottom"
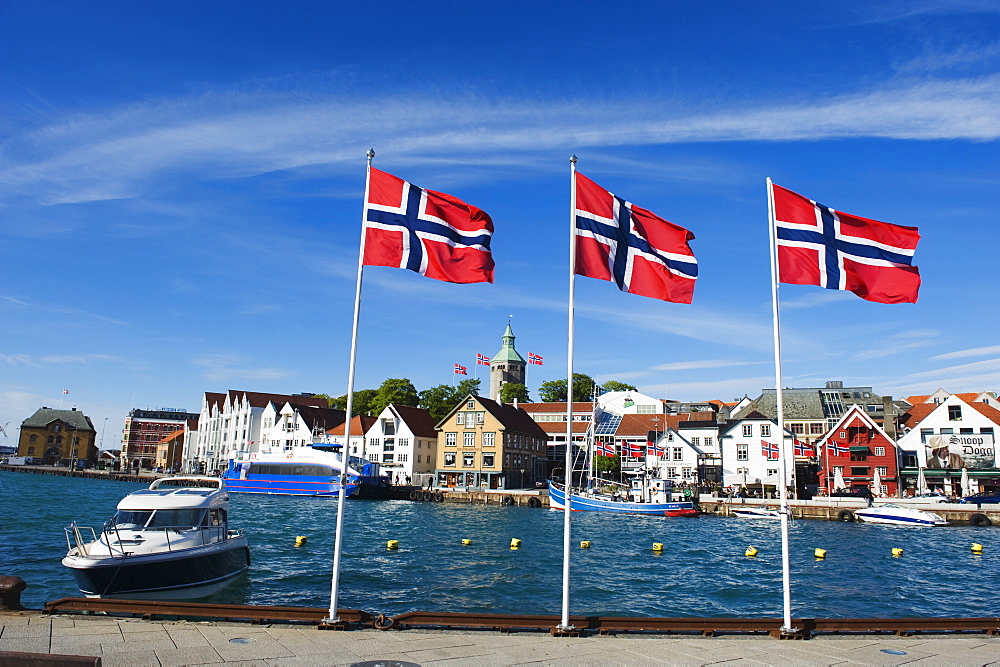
{"left": 186, "top": 391, "right": 330, "bottom": 475}
{"left": 718, "top": 412, "right": 798, "bottom": 495}
{"left": 677, "top": 419, "right": 724, "bottom": 484}
{"left": 324, "top": 415, "right": 378, "bottom": 456}
{"left": 519, "top": 401, "right": 593, "bottom": 477}
{"left": 17, "top": 407, "right": 98, "bottom": 465}
{"left": 122, "top": 407, "right": 199, "bottom": 470}
{"left": 817, "top": 405, "right": 900, "bottom": 496}
{"left": 489, "top": 323, "right": 526, "bottom": 401}
{"left": 153, "top": 430, "right": 185, "bottom": 471}
{"left": 434, "top": 395, "right": 547, "bottom": 489}
{"left": 365, "top": 404, "right": 439, "bottom": 486}
{"left": 735, "top": 380, "right": 904, "bottom": 444}
{"left": 896, "top": 391, "right": 1000, "bottom": 494}
{"left": 256, "top": 401, "right": 346, "bottom": 453}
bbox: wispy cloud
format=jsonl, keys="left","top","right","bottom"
{"left": 853, "top": 329, "right": 941, "bottom": 361}
{"left": 931, "top": 345, "right": 1000, "bottom": 361}
{"left": 3, "top": 73, "right": 998, "bottom": 205}
{"left": 192, "top": 354, "right": 293, "bottom": 383}
{"left": 780, "top": 291, "right": 855, "bottom": 310}
{"left": 0, "top": 293, "right": 131, "bottom": 326}
{"left": 651, "top": 359, "right": 766, "bottom": 372}
{"left": 0, "top": 353, "right": 126, "bottom": 366}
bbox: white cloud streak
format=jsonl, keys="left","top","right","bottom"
{"left": 931, "top": 345, "right": 1000, "bottom": 361}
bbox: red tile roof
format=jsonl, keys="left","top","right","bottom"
{"left": 327, "top": 415, "right": 377, "bottom": 436}
{"left": 518, "top": 402, "right": 594, "bottom": 413}
{"left": 899, "top": 403, "right": 937, "bottom": 430}
{"left": 616, "top": 414, "right": 689, "bottom": 437}
{"left": 967, "top": 401, "right": 1000, "bottom": 425}
{"left": 536, "top": 421, "right": 590, "bottom": 435}
{"left": 390, "top": 404, "right": 438, "bottom": 438}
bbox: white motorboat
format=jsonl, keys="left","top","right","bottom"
{"left": 855, "top": 504, "right": 948, "bottom": 527}
{"left": 63, "top": 477, "right": 250, "bottom": 599}
{"left": 731, "top": 506, "right": 783, "bottom": 520}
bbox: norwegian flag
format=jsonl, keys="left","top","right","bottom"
{"left": 622, "top": 440, "right": 644, "bottom": 458}
{"left": 364, "top": 168, "right": 494, "bottom": 284}
{"left": 646, "top": 432, "right": 665, "bottom": 456}
{"left": 595, "top": 440, "right": 615, "bottom": 457}
{"left": 575, "top": 172, "right": 697, "bottom": 303}
{"left": 454, "top": 364, "right": 467, "bottom": 375}
{"left": 761, "top": 440, "right": 780, "bottom": 460}
{"left": 793, "top": 439, "right": 816, "bottom": 457}
{"left": 826, "top": 441, "right": 850, "bottom": 457}
{"left": 476, "top": 353, "right": 490, "bottom": 366}
{"left": 772, "top": 183, "right": 920, "bottom": 304}
{"left": 528, "top": 353, "right": 543, "bottom": 365}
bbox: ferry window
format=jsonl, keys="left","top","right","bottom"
{"left": 761, "top": 424, "right": 771, "bottom": 437}
{"left": 444, "top": 453, "right": 456, "bottom": 466}
{"left": 736, "top": 444, "right": 748, "bottom": 461}
{"left": 742, "top": 424, "right": 752, "bottom": 437}
{"left": 149, "top": 509, "right": 203, "bottom": 529}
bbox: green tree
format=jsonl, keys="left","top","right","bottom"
{"left": 369, "top": 378, "right": 419, "bottom": 416}
{"left": 418, "top": 378, "right": 482, "bottom": 423}
{"left": 499, "top": 382, "right": 530, "bottom": 404}
{"left": 601, "top": 380, "right": 638, "bottom": 393}
{"left": 593, "top": 453, "right": 621, "bottom": 476}
{"left": 330, "top": 388, "right": 378, "bottom": 416}
{"left": 537, "top": 373, "right": 597, "bottom": 402}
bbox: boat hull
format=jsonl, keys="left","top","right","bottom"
{"left": 63, "top": 536, "right": 251, "bottom": 600}
{"left": 732, "top": 509, "right": 782, "bottom": 520}
{"left": 221, "top": 477, "right": 360, "bottom": 497}
{"left": 855, "top": 508, "right": 947, "bottom": 526}
{"left": 548, "top": 482, "right": 695, "bottom": 515}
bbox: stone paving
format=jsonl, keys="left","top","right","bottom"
{"left": 2, "top": 612, "right": 999, "bottom": 666}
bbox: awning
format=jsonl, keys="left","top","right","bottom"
{"left": 849, "top": 446, "right": 870, "bottom": 452}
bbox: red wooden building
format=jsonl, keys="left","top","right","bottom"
{"left": 818, "top": 405, "right": 900, "bottom": 497}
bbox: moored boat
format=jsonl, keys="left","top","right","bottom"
{"left": 62, "top": 476, "right": 250, "bottom": 599}
{"left": 731, "top": 506, "right": 783, "bottom": 520}
{"left": 548, "top": 481, "right": 697, "bottom": 515}
{"left": 855, "top": 504, "right": 948, "bottom": 526}
{"left": 222, "top": 445, "right": 388, "bottom": 497}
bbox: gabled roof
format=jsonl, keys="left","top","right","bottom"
{"left": 965, "top": 401, "right": 1000, "bottom": 425}
{"left": 327, "top": 415, "right": 377, "bottom": 437}
{"left": 816, "top": 405, "right": 894, "bottom": 448}
{"left": 389, "top": 405, "right": 438, "bottom": 438}
{"left": 536, "top": 421, "right": 590, "bottom": 435}
{"left": 616, "top": 414, "right": 687, "bottom": 437}
{"left": 21, "top": 408, "right": 95, "bottom": 432}
{"left": 285, "top": 404, "right": 347, "bottom": 433}
{"left": 158, "top": 429, "right": 185, "bottom": 444}
{"left": 899, "top": 403, "right": 937, "bottom": 430}
{"left": 477, "top": 395, "right": 547, "bottom": 437}
{"left": 228, "top": 390, "right": 328, "bottom": 410}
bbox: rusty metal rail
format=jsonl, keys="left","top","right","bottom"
{"left": 41, "top": 598, "right": 1000, "bottom": 639}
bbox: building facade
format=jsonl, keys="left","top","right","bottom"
{"left": 17, "top": 407, "right": 98, "bottom": 465}
{"left": 817, "top": 405, "right": 900, "bottom": 496}
{"left": 122, "top": 407, "right": 199, "bottom": 470}
{"left": 365, "top": 404, "right": 439, "bottom": 485}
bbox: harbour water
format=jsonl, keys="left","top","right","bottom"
{"left": 3, "top": 471, "right": 997, "bottom": 618}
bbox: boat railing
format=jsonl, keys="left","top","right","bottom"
{"left": 98, "top": 518, "right": 231, "bottom": 555}
{"left": 64, "top": 521, "right": 97, "bottom": 557}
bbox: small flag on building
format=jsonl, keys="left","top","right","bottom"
{"left": 476, "top": 353, "right": 490, "bottom": 365}
{"left": 827, "top": 441, "right": 850, "bottom": 457}
{"left": 454, "top": 364, "right": 467, "bottom": 375}
{"left": 623, "top": 441, "right": 644, "bottom": 458}
{"left": 62, "top": 389, "right": 69, "bottom": 395}
{"left": 528, "top": 352, "right": 543, "bottom": 365}
{"left": 794, "top": 439, "right": 816, "bottom": 456}
{"left": 761, "top": 440, "right": 780, "bottom": 460}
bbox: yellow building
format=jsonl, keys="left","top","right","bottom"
{"left": 434, "top": 395, "right": 548, "bottom": 489}
{"left": 17, "top": 407, "right": 98, "bottom": 464}
{"left": 154, "top": 430, "right": 185, "bottom": 471}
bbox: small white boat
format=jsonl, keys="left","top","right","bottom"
{"left": 63, "top": 477, "right": 250, "bottom": 599}
{"left": 855, "top": 504, "right": 948, "bottom": 527}
{"left": 731, "top": 506, "right": 783, "bottom": 520}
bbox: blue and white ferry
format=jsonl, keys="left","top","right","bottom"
{"left": 222, "top": 445, "right": 388, "bottom": 498}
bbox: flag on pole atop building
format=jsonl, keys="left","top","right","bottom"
{"left": 595, "top": 441, "right": 615, "bottom": 457}
{"left": 827, "top": 441, "right": 850, "bottom": 457}
{"left": 476, "top": 353, "right": 490, "bottom": 366}
{"left": 646, "top": 432, "right": 665, "bottom": 456}
{"left": 761, "top": 440, "right": 780, "bottom": 460}
{"left": 364, "top": 168, "right": 495, "bottom": 284}
{"left": 771, "top": 182, "right": 920, "bottom": 304}
{"left": 63, "top": 389, "right": 69, "bottom": 395}
{"left": 454, "top": 364, "right": 467, "bottom": 375}
{"left": 528, "top": 353, "right": 543, "bottom": 365}
{"left": 574, "top": 172, "right": 697, "bottom": 303}
{"left": 623, "top": 441, "right": 644, "bottom": 457}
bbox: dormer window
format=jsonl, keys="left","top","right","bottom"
{"left": 467, "top": 400, "right": 475, "bottom": 409}
{"left": 948, "top": 405, "right": 962, "bottom": 421}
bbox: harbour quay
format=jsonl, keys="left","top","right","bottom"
{"left": 701, "top": 497, "right": 1000, "bottom": 526}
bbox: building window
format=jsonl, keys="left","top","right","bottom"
{"left": 940, "top": 428, "right": 953, "bottom": 435}
{"left": 672, "top": 447, "right": 683, "bottom": 461}
{"left": 467, "top": 400, "right": 475, "bottom": 409}
{"left": 982, "top": 427, "right": 995, "bottom": 435}
{"left": 850, "top": 466, "right": 868, "bottom": 476}
{"left": 398, "top": 438, "right": 409, "bottom": 447}
{"left": 876, "top": 466, "right": 888, "bottom": 476}
{"left": 456, "top": 414, "right": 465, "bottom": 426}
{"left": 810, "top": 423, "right": 825, "bottom": 435}
{"left": 464, "top": 432, "right": 475, "bottom": 447}
{"left": 477, "top": 412, "right": 485, "bottom": 424}
{"left": 790, "top": 423, "right": 804, "bottom": 435}
{"left": 446, "top": 433, "right": 457, "bottom": 447}
{"left": 691, "top": 437, "right": 700, "bottom": 446}
{"left": 368, "top": 453, "right": 380, "bottom": 462}
{"left": 382, "top": 453, "right": 394, "bottom": 463}
{"left": 767, "top": 469, "right": 778, "bottom": 477}
{"left": 948, "top": 405, "right": 962, "bottom": 421}
{"left": 398, "top": 453, "right": 408, "bottom": 462}
{"left": 850, "top": 451, "right": 868, "bottom": 461}
{"left": 867, "top": 405, "right": 878, "bottom": 413}
{"left": 383, "top": 439, "right": 395, "bottom": 451}
{"left": 637, "top": 404, "right": 656, "bottom": 414}
{"left": 483, "top": 432, "right": 495, "bottom": 447}
{"left": 444, "top": 453, "right": 456, "bottom": 466}
{"left": 29, "top": 434, "right": 37, "bottom": 443}
{"left": 28, "top": 446, "right": 35, "bottom": 455}
{"left": 874, "top": 446, "right": 885, "bottom": 456}
{"left": 742, "top": 424, "right": 752, "bottom": 437}
{"left": 761, "top": 424, "right": 771, "bottom": 437}
{"left": 462, "top": 452, "right": 475, "bottom": 467}
{"left": 666, "top": 467, "right": 677, "bottom": 477}
{"left": 737, "top": 444, "right": 748, "bottom": 461}
{"left": 369, "top": 438, "right": 380, "bottom": 448}
{"left": 704, "top": 437, "right": 713, "bottom": 447}
{"left": 483, "top": 453, "right": 495, "bottom": 467}
{"left": 682, "top": 467, "right": 692, "bottom": 479}
{"left": 840, "top": 431, "right": 847, "bottom": 438}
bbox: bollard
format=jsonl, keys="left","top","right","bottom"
{"left": 0, "top": 576, "right": 27, "bottom": 611}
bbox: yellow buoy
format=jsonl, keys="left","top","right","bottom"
{"left": 294, "top": 536, "right": 308, "bottom": 547}
{"left": 972, "top": 543, "right": 984, "bottom": 553}
{"left": 387, "top": 540, "right": 399, "bottom": 550}
{"left": 580, "top": 540, "right": 591, "bottom": 549}
{"left": 891, "top": 547, "right": 903, "bottom": 557}
{"left": 461, "top": 538, "right": 472, "bottom": 546}
{"left": 814, "top": 548, "right": 826, "bottom": 559}
{"left": 652, "top": 542, "right": 664, "bottom": 552}
{"left": 510, "top": 538, "right": 522, "bottom": 549}
{"left": 745, "top": 546, "right": 758, "bottom": 557}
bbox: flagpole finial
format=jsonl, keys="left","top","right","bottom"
{"left": 367, "top": 148, "right": 375, "bottom": 159}
{"left": 569, "top": 154, "right": 577, "bottom": 164}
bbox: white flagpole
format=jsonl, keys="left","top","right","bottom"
{"left": 557, "top": 155, "right": 579, "bottom": 632}
{"left": 325, "top": 148, "right": 375, "bottom": 625}
{"left": 766, "top": 177, "right": 795, "bottom": 634}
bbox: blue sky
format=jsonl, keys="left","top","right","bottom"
{"left": 2, "top": 1, "right": 999, "bottom": 445}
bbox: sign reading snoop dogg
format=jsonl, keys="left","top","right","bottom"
{"left": 925, "top": 434, "right": 996, "bottom": 469}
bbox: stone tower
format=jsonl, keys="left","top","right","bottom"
{"left": 489, "top": 323, "right": 526, "bottom": 401}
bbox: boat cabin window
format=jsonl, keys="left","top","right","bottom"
{"left": 208, "top": 508, "right": 226, "bottom": 526}
{"left": 112, "top": 510, "right": 153, "bottom": 529}
{"left": 147, "top": 509, "right": 206, "bottom": 529}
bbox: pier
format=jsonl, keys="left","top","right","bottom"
{"left": 700, "top": 496, "right": 999, "bottom": 526}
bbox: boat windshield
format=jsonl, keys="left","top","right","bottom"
{"left": 111, "top": 509, "right": 206, "bottom": 530}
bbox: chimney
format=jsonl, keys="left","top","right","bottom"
{"left": 513, "top": 397, "right": 519, "bottom": 409}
